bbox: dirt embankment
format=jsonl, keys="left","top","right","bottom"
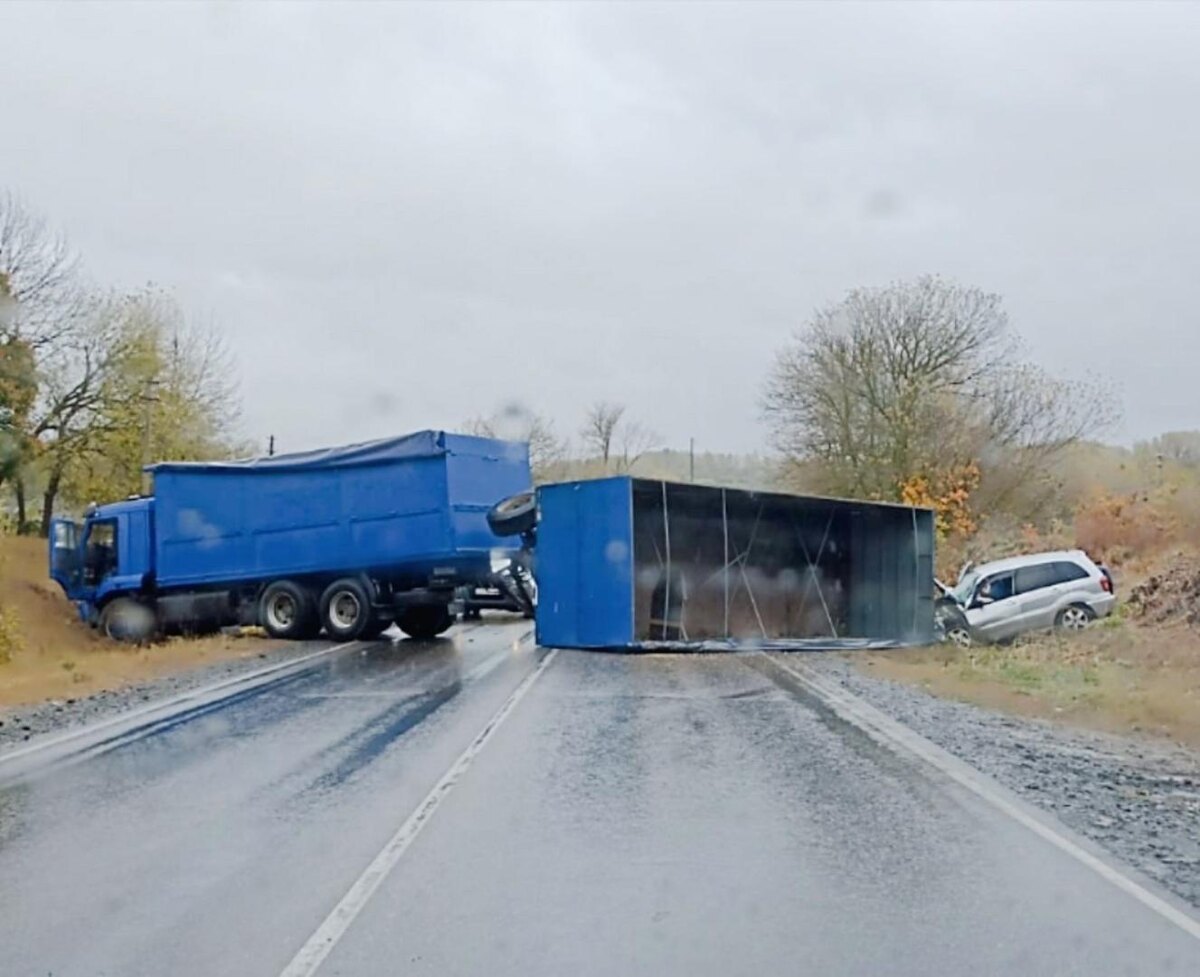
{"left": 0, "top": 534, "right": 277, "bottom": 708}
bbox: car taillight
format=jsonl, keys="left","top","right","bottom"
{"left": 1100, "top": 575, "right": 1113, "bottom": 593}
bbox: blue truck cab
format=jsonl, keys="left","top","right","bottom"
{"left": 49, "top": 431, "right": 531, "bottom": 642}
{"left": 50, "top": 496, "right": 155, "bottom": 625}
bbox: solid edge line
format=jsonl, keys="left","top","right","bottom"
{"left": 0, "top": 619, "right": 519, "bottom": 769}
{"left": 0, "top": 639, "right": 365, "bottom": 769}
{"left": 760, "top": 654, "right": 1200, "bottom": 943}
{"left": 278, "top": 647, "right": 559, "bottom": 977}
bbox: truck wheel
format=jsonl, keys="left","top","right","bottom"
{"left": 397, "top": 606, "right": 454, "bottom": 640}
{"left": 320, "top": 578, "right": 373, "bottom": 640}
{"left": 99, "top": 598, "right": 157, "bottom": 643}
{"left": 260, "top": 580, "right": 319, "bottom": 640}
{"left": 487, "top": 491, "right": 536, "bottom": 537}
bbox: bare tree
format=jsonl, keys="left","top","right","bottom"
{"left": 0, "top": 191, "right": 83, "bottom": 348}
{"left": 614, "top": 419, "right": 659, "bottom": 473}
{"left": 466, "top": 403, "right": 567, "bottom": 481}
{"left": 581, "top": 402, "right": 625, "bottom": 466}
{"left": 763, "top": 276, "right": 1117, "bottom": 511}
{"left": 26, "top": 293, "right": 134, "bottom": 532}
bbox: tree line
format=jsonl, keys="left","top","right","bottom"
{"left": 2, "top": 190, "right": 1116, "bottom": 546}
{"left": 0, "top": 193, "right": 240, "bottom": 535}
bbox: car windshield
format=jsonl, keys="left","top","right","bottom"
{"left": 953, "top": 572, "right": 980, "bottom": 605}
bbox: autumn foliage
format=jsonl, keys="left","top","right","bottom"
{"left": 899, "top": 462, "right": 981, "bottom": 538}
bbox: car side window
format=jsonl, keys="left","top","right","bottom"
{"left": 1015, "top": 563, "right": 1058, "bottom": 595}
{"left": 978, "top": 572, "right": 1014, "bottom": 603}
{"left": 1053, "top": 561, "right": 1089, "bottom": 584}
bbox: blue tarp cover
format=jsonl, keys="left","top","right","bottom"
{"left": 147, "top": 431, "right": 446, "bottom": 474}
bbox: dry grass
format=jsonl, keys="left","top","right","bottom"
{"left": 0, "top": 535, "right": 280, "bottom": 708}
{"left": 865, "top": 611, "right": 1200, "bottom": 746}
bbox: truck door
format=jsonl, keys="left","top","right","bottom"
{"left": 49, "top": 518, "right": 82, "bottom": 597}
{"left": 80, "top": 518, "right": 119, "bottom": 597}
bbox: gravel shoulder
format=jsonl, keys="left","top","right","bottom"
{"left": 0, "top": 637, "right": 335, "bottom": 752}
{"left": 807, "top": 653, "right": 1200, "bottom": 909}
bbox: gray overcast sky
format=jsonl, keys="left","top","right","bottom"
{"left": 2, "top": 1, "right": 1197, "bottom": 455}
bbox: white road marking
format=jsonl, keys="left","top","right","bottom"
{"left": 0, "top": 639, "right": 366, "bottom": 771}
{"left": 759, "top": 654, "right": 1200, "bottom": 942}
{"left": 278, "top": 647, "right": 560, "bottom": 977}
{"left": 0, "top": 620, "right": 527, "bottom": 772}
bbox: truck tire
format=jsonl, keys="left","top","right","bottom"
{"left": 320, "top": 577, "right": 373, "bottom": 640}
{"left": 487, "top": 491, "right": 536, "bottom": 537}
{"left": 260, "top": 580, "right": 319, "bottom": 640}
{"left": 397, "top": 605, "right": 454, "bottom": 640}
{"left": 99, "top": 598, "right": 157, "bottom": 644}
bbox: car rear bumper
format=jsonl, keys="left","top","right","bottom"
{"left": 1090, "top": 594, "right": 1118, "bottom": 618}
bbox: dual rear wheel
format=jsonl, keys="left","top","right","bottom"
{"left": 259, "top": 578, "right": 453, "bottom": 641}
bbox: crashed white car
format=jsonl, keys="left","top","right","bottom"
{"left": 935, "top": 550, "right": 1116, "bottom": 646}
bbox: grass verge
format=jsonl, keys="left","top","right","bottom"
{"left": 864, "top": 613, "right": 1200, "bottom": 746}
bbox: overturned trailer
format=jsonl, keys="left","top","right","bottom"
{"left": 534, "top": 477, "right": 935, "bottom": 651}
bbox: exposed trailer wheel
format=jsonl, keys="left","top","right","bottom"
{"left": 260, "top": 580, "right": 319, "bottom": 640}
{"left": 99, "top": 598, "right": 157, "bottom": 644}
{"left": 397, "top": 605, "right": 454, "bottom": 640}
{"left": 487, "top": 490, "right": 536, "bottom": 537}
{"left": 320, "top": 577, "right": 373, "bottom": 640}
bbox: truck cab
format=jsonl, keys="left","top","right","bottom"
{"left": 49, "top": 498, "right": 155, "bottom": 622}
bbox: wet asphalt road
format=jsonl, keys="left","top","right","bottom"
{"left": 2, "top": 620, "right": 1199, "bottom": 976}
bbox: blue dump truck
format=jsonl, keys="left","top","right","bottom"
{"left": 49, "top": 431, "right": 531, "bottom": 643}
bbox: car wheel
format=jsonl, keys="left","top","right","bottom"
{"left": 1056, "top": 604, "right": 1095, "bottom": 632}
{"left": 936, "top": 605, "right": 973, "bottom": 648}
{"left": 260, "top": 581, "right": 319, "bottom": 640}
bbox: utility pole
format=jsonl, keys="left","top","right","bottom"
{"left": 140, "top": 378, "right": 162, "bottom": 496}
{"left": 689, "top": 437, "right": 695, "bottom": 482}
{"left": 268, "top": 435, "right": 275, "bottom": 457}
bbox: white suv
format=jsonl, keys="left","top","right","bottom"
{"left": 936, "top": 550, "right": 1116, "bottom": 646}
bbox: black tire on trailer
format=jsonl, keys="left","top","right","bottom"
{"left": 397, "top": 605, "right": 454, "bottom": 640}
{"left": 98, "top": 597, "right": 157, "bottom": 644}
{"left": 260, "top": 580, "right": 319, "bottom": 640}
{"left": 319, "top": 577, "right": 374, "bottom": 641}
{"left": 487, "top": 491, "right": 537, "bottom": 537}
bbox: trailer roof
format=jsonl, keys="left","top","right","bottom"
{"left": 542, "top": 474, "right": 936, "bottom": 514}
{"left": 146, "top": 430, "right": 447, "bottom": 474}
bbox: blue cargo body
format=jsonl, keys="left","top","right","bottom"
{"left": 49, "top": 431, "right": 531, "bottom": 641}
{"left": 151, "top": 431, "right": 528, "bottom": 588}
{"left": 535, "top": 476, "right": 935, "bottom": 651}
